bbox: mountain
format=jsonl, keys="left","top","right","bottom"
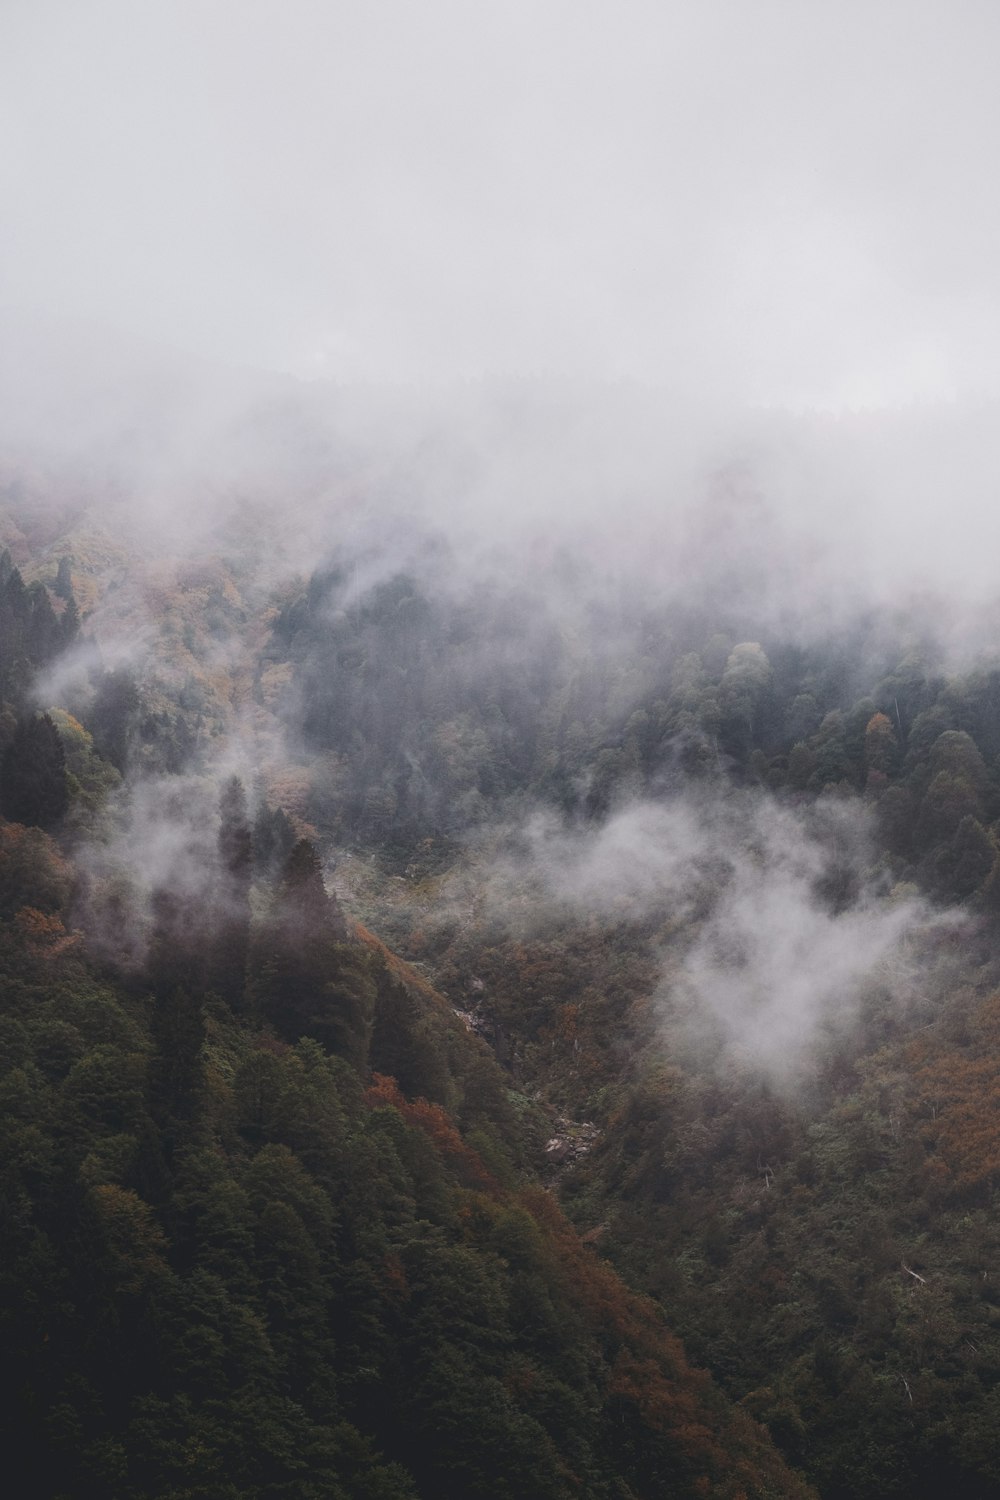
{"left": 0, "top": 496, "right": 813, "bottom": 1493}
{"left": 5, "top": 350, "right": 1000, "bottom": 1497}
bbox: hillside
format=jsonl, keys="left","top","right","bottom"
{"left": 0, "top": 516, "right": 816, "bottom": 1498}
{"left": 8, "top": 5, "right": 1000, "bottom": 1493}
{"left": 6, "top": 375, "right": 1000, "bottom": 1496}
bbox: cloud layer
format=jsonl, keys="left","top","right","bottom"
{"left": 4, "top": 1, "right": 1000, "bottom": 405}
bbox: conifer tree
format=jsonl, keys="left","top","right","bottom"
{"left": 60, "top": 594, "right": 80, "bottom": 647}
{"left": 252, "top": 797, "right": 296, "bottom": 875}
{"left": 253, "top": 839, "right": 372, "bottom": 1066}
{"left": 211, "top": 775, "right": 253, "bottom": 1009}
{"left": 0, "top": 713, "right": 68, "bottom": 827}
{"left": 147, "top": 984, "right": 205, "bottom": 1141}
{"left": 53, "top": 555, "right": 73, "bottom": 600}
{"left": 0, "top": 566, "right": 28, "bottom": 707}
{"left": 89, "top": 668, "right": 141, "bottom": 772}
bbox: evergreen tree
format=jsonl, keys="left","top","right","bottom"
{"left": 146, "top": 886, "right": 214, "bottom": 999}
{"left": 0, "top": 713, "right": 68, "bottom": 827}
{"left": 0, "top": 566, "right": 28, "bottom": 707}
{"left": 60, "top": 595, "right": 80, "bottom": 647}
{"left": 25, "top": 580, "right": 62, "bottom": 667}
{"left": 53, "top": 555, "right": 73, "bottom": 600}
{"left": 253, "top": 840, "right": 372, "bottom": 1066}
{"left": 219, "top": 776, "right": 253, "bottom": 883}
{"left": 89, "top": 668, "right": 141, "bottom": 772}
{"left": 147, "top": 985, "right": 205, "bottom": 1142}
{"left": 252, "top": 798, "right": 296, "bottom": 875}
{"left": 370, "top": 966, "right": 449, "bottom": 1102}
{"left": 211, "top": 776, "right": 253, "bottom": 1009}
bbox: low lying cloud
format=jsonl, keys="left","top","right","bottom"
{"left": 457, "top": 790, "right": 953, "bottom": 1080}
{"left": 668, "top": 797, "right": 944, "bottom": 1077}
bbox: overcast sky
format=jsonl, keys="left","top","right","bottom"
{"left": 3, "top": 0, "right": 1000, "bottom": 407}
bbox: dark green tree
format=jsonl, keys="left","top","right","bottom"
{"left": 0, "top": 713, "right": 68, "bottom": 827}
{"left": 147, "top": 985, "right": 205, "bottom": 1140}
{"left": 252, "top": 799, "right": 296, "bottom": 875}
{"left": 89, "top": 668, "right": 141, "bottom": 772}
{"left": 370, "top": 966, "right": 449, "bottom": 1102}
{"left": 53, "top": 556, "right": 73, "bottom": 600}
{"left": 60, "top": 595, "right": 80, "bottom": 647}
{"left": 253, "top": 840, "right": 373, "bottom": 1068}
{"left": 210, "top": 776, "right": 253, "bottom": 1009}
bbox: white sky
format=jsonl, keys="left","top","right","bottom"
{"left": 2, "top": 1, "right": 1000, "bottom": 406}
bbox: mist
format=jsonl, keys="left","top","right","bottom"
{"left": 5, "top": 3, "right": 1000, "bottom": 1087}
{"left": 9, "top": 14, "right": 1000, "bottom": 1486}
{"left": 411, "top": 788, "right": 954, "bottom": 1084}
{"left": 4, "top": 2, "right": 1000, "bottom": 623}
{"left": 5, "top": 2, "right": 1000, "bottom": 404}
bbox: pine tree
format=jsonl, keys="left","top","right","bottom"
{"left": 60, "top": 595, "right": 80, "bottom": 647}
{"left": 253, "top": 800, "right": 297, "bottom": 875}
{"left": 53, "top": 555, "right": 73, "bottom": 600}
{"left": 211, "top": 775, "right": 253, "bottom": 1009}
{"left": 0, "top": 713, "right": 68, "bottom": 827}
{"left": 147, "top": 985, "right": 205, "bottom": 1141}
{"left": 219, "top": 775, "right": 253, "bottom": 883}
{"left": 90, "top": 668, "right": 140, "bottom": 772}
{"left": 253, "top": 839, "right": 372, "bottom": 1066}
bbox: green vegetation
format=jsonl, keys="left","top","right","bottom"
{"left": 12, "top": 515, "right": 1000, "bottom": 1496}
{"left": 0, "top": 816, "right": 808, "bottom": 1497}
{"left": 0, "top": 567, "right": 810, "bottom": 1496}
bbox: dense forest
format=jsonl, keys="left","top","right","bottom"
{"left": 10, "top": 0, "right": 1000, "bottom": 1493}
{"left": 6, "top": 408, "right": 1000, "bottom": 1500}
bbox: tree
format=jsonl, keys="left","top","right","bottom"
{"left": 0, "top": 713, "right": 68, "bottom": 827}
{"left": 864, "top": 712, "right": 899, "bottom": 782}
{"left": 932, "top": 815, "right": 996, "bottom": 901}
{"left": 252, "top": 799, "right": 296, "bottom": 875}
{"left": 0, "top": 566, "right": 30, "bottom": 707}
{"left": 147, "top": 985, "right": 205, "bottom": 1138}
{"left": 253, "top": 840, "right": 373, "bottom": 1067}
{"left": 369, "top": 967, "right": 449, "bottom": 1102}
{"left": 89, "top": 669, "right": 141, "bottom": 773}
{"left": 210, "top": 776, "right": 253, "bottom": 1009}
{"left": 810, "top": 710, "right": 853, "bottom": 788}
{"left": 60, "top": 595, "right": 80, "bottom": 647}
{"left": 719, "top": 642, "right": 773, "bottom": 753}
{"left": 53, "top": 556, "right": 73, "bottom": 600}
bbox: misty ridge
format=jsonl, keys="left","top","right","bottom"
{"left": 12, "top": 7, "right": 1000, "bottom": 1493}
{"left": 4, "top": 318, "right": 995, "bottom": 1085}
{"left": 8, "top": 313, "right": 1000, "bottom": 630}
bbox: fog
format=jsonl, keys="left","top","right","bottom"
{"left": 5, "top": 2, "right": 1000, "bottom": 623}
{"left": 4, "top": 3, "right": 1000, "bottom": 1087}
{"left": 413, "top": 789, "right": 955, "bottom": 1082}
{"left": 4, "top": 1, "right": 1000, "bottom": 403}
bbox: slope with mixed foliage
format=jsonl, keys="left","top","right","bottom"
{"left": 14, "top": 478, "right": 1000, "bottom": 1495}
{"left": 260, "top": 552, "right": 1000, "bottom": 1498}
{"left": 0, "top": 545, "right": 812, "bottom": 1499}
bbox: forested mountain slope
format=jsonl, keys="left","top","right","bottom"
{"left": 6, "top": 382, "right": 1000, "bottom": 1498}
{"left": 0, "top": 519, "right": 813, "bottom": 1497}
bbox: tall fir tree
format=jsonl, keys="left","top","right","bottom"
{"left": 0, "top": 713, "right": 68, "bottom": 828}
{"left": 210, "top": 775, "right": 253, "bottom": 1009}
{"left": 252, "top": 838, "right": 373, "bottom": 1066}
